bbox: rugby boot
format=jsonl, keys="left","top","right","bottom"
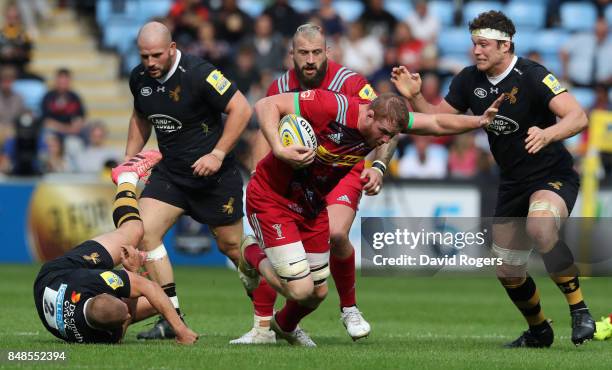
{"left": 504, "top": 320, "right": 554, "bottom": 348}
{"left": 271, "top": 315, "right": 316, "bottom": 347}
{"left": 137, "top": 316, "right": 180, "bottom": 340}
{"left": 111, "top": 149, "right": 162, "bottom": 184}
{"left": 340, "top": 306, "right": 371, "bottom": 341}
{"left": 571, "top": 309, "right": 595, "bottom": 345}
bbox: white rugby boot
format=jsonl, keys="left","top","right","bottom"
{"left": 229, "top": 315, "right": 276, "bottom": 344}
{"left": 271, "top": 316, "right": 316, "bottom": 347}
{"left": 341, "top": 306, "right": 371, "bottom": 341}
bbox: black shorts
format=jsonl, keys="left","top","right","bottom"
{"left": 35, "top": 240, "right": 114, "bottom": 289}
{"left": 494, "top": 169, "right": 580, "bottom": 218}
{"left": 141, "top": 164, "right": 244, "bottom": 226}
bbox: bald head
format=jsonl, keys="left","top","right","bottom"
{"left": 86, "top": 294, "right": 130, "bottom": 331}
{"left": 138, "top": 21, "right": 172, "bottom": 48}
{"left": 137, "top": 22, "right": 176, "bottom": 78}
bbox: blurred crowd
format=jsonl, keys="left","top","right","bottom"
{"left": 1, "top": 0, "right": 611, "bottom": 181}
{"left": 0, "top": 0, "right": 121, "bottom": 177}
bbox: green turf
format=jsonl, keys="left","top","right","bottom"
{"left": 1, "top": 264, "right": 611, "bottom": 369}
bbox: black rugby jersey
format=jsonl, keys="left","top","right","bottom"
{"left": 34, "top": 268, "right": 131, "bottom": 343}
{"left": 129, "top": 51, "right": 238, "bottom": 186}
{"left": 445, "top": 57, "right": 573, "bottom": 182}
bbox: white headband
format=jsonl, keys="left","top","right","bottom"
{"left": 471, "top": 28, "right": 511, "bottom": 41}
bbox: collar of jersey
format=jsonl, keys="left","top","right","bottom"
{"left": 486, "top": 55, "right": 517, "bottom": 86}
{"left": 156, "top": 49, "right": 182, "bottom": 85}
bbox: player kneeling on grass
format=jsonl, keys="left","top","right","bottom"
{"left": 33, "top": 150, "right": 198, "bottom": 345}
{"left": 238, "top": 88, "right": 502, "bottom": 346}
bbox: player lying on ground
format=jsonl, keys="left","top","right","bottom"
{"left": 33, "top": 150, "right": 198, "bottom": 344}
{"left": 238, "top": 89, "right": 501, "bottom": 346}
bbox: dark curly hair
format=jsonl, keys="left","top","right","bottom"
{"left": 468, "top": 11, "right": 516, "bottom": 53}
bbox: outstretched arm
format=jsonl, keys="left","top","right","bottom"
{"left": 126, "top": 271, "right": 198, "bottom": 344}
{"left": 391, "top": 66, "right": 459, "bottom": 114}
{"left": 406, "top": 95, "right": 504, "bottom": 135}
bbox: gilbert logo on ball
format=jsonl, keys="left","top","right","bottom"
{"left": 278, "top": 114, "right": 317, "bottom": 149}
{"left": 28, "top": 183, "right": 116, "bottom": 261}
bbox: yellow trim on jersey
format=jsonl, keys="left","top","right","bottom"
{"left": 206, "top": 70, "right": 231, "bottom": 95}
{"left": 358, "top": 84, "right": 377, "bottom": 101}
{"left": 316, "top": 145, "right": 364, "bottom": 166}
{"left": 542, "top": 73, "right": 566, "bottom": 95}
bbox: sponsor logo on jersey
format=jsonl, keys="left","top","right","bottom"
{"left": 201, "top": 123, "right": 209, "bottom": 136}
{"left": 316, "top": 145, "right": 364, "bottom": 166}
{"left": 490, "top": 87, "right": 499, "bottom": 94}
{"left": 300, "top": 90, "right": 315, "bottom": 100}
{"left": 327, "top": 132, "right": 343, "bottom": 144}
{"left": 474, "top": 88, "right": 487, "bottom": 98}
{"left": 206, "top": 70, "right": 231, "bottom": 95}
{"left": 272, "top": 224, "right": 285, "bottom": 240}
{"left": 157, "top": 86, "right": 165, "bottom": 93}
{"left": 504, "top": 87, "right": 518, "bottom": 104}
{"left": 82, "top": 252, "right": 100, "bottom": 264}
{"left": 148, "top": 114, "right": 183, "bottom": 132}
{"left": 70, "top": 291, "right": 81, "bottom": 304}
{"left": 169, "top": 86, "right": 181, "bottom": 102}
{"left": 486, "top": 115, "right": 519, "bottom": 135}
{"left": 358, "top": 84, "right": 377, "bottom": 101}
{"left": 222, "top": 197, "right": 234, "bottom": 215}
{"left": 140, "top": 87, "right": 152, "bottom": 96}
{"left": 63, "top": 298, "right": 83, "bottom": 342}
{"left": 100, "top": 271, "right": 124, "bottom": 290}
{"left": 542, "top": 73, "right": 565, "bottom": 95}
{"left": 548, "top": 181, "right": 563, "bottom": 190}
{"left": 336, "top": 194, "right": 351, "bottom": 204}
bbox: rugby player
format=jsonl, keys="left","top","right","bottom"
{"left": 231, "top": 23, "right": 386, "bottom": 344}
{"left": 391, "top": 10, "right": 594, "bottom": 347}
{"left": 126, "top": 21, "right": 252, "bottom": 340}
{"left": 33, "top": 150, "right": 198, "bottom": 344}
{"left": 239, "top": 89, "right": 502, "bottom": 346}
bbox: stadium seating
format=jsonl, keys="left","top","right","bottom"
{"left": 531, "top": 29, "right": 570, "bottom": 58}
{"left": 429, "top": 0, "right": 455, "bottom": 27}
{"left": 102, "top": 18, "right": 140, "bottom": 53}
{"left": 384, "top": 0, "right": 413, "bottom": 20}
{"left": 333, "top": 0, "right": 364, "bottom": 23}
{"left": 136, "top": 0, "right": 172, "bottom": 23}
{"left": 504, "top": 1, "right": 546, "bottom": 30}
{"left": 571, "top": 87, "right": 596, "bottom": 109}
{"left": 511, "top": 30, "right": 535, "bottom": 57}
{"left": 438, "top": 27, "right": 472, "bottom": 55}
{"left": 12, "top": 79, "right": 47, "bottom": 115}
{"left": 289, "top": 0, "right": 316, "bottom": 14}
{"left": 560, "top": 2, "right": 597, "bottom": 32}
{"left": 462, "top": 1, "right": 504, "bottom": 25}
{"left": 605, "top": 4, "right": 612, "bottom": 25}
{"left": 238, "top": 0, "right": 265, "bottom": 18}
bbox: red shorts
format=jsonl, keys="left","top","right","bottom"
{"left": 246, "top": 180, "right": 330, "bottom": 254}
{"left": 325, "top": 162, "right": 364, "bottom": 211}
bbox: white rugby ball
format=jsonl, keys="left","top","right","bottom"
{"left": 278, "top": 114, "right": 317, "bottom": 149}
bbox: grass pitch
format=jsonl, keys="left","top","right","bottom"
{"left": 1, "top": 264, "right": 611, "bottom": 369}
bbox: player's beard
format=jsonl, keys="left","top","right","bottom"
{"left": 295, "top": 59, "right": 327, "bottom": 89}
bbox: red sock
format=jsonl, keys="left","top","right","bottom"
{"left": 275, "top": 299, "right": 315, "bottom": 332}
{"left": 330, "top": 249, "right": 356, "bottom": 308}
{"left": 244, "top": 243, "right": 266, "bottom": 273}
{"left": 252, "top": 279, "right": 277, "bottom": 317}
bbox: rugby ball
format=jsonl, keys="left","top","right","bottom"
{"left": 278, "top": 114, "right": 317, "bottom": 149}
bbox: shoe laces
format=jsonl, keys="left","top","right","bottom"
{"left": 343, "top": 308, "right": 364, "bottom": 326}
{"left": 293, "top": 328, "right": 312, "bottom": 343}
